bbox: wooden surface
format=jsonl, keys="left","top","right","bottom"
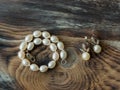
{"left": 0, "top": 0, "right": 120, "bottom": 90}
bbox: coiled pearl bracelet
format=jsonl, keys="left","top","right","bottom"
{"left": 18, "top": 31, "right": 67, "bottom": 72}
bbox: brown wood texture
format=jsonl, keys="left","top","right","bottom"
{"left": 0, "top": 0, "right": 120, "bottom": 90}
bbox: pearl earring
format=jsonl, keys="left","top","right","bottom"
{"left": 80, "top": 37, "right": 90, "bottom": 61}
{"left": 18, "top": 31, "right": 67, "bottom": 73}
{"left": 91, "top": 37, "right": 102, "bottom": 54}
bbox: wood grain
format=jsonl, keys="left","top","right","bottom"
{"left": 0, "top": 0, "right": 120, "bottom": 90}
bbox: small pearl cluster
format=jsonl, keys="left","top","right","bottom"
{"left": 18, "top": 31, "right": 67, "bottom": 72}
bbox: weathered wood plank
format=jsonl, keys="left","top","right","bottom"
{"left": 0, "top": 0, "right": 120, "bottom": 26}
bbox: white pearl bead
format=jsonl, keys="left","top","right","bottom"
{"left": 18, "top": 51, "right": 25, "bottom": 59}
{"left": 57, "top": 42, "right": 64, "bottom": 50}
{"left": 33, "top": 38, "right": 42, "bottom": 45}
{"left": 93, "top": 45, "right": 102, "bottom": 53}
{"left": 19, "top": 41, "right": 27, "bottom": 50}
{"left": 50, "top": 35, "right": 59, "bottom": 43}
{"left": 60, "top": 50, "right": 67, "bottom": 60}
{"left": 22, "top": 59, "right": 30, "bottom": 66}
{"left": 48, "top": 61, "right": 56, "bottom": 69}
{"left": 43, "top": 39, "right": 50, "bottom": 45}
{"left": 33, "top": 31, "right": 41, "bottom": 37}
{"left": 82, "top": 52, "right": 90, "bottom": 61}
{"left": 25, "top": 34, "right": 33, "bottom": 42}
{"left": 40, "top": 65, "right": 48, "bottom": 72}
{"left": 27, "top": 42, "right": 34, "bottom": 51}
{"left": 52, "top": 51, "right": 59, "bottom": 61}
{"left": 50, "top": 43, "right": 57, "bottom": 51}
{"left": 30, "top": 64, "right": 39, "bottom": 71}
{"left": 42, "top": 31, "right": 50, "bottom": 38}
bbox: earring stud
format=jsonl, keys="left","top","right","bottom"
{"left": 80, "top": 37, "right": 90, "bottom": 61}
{"left": 91, "top": 37, "right": 102, "bottom": 54}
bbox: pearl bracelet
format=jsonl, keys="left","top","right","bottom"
{"left": 18, "top": 31, "right": 67, "bottom": 72}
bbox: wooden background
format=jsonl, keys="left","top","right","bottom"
{"left": 0, "top": 0, "right": 120, "bottom": 90}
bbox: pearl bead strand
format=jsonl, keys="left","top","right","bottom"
{"left": 18, "top": 31, "right": 67, "bottom": 72}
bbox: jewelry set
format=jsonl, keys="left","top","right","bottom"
{"left": 18, "top": 31, "right": 102, "bottom": 73}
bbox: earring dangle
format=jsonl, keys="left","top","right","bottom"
{"left": 91, "top": 37, "right": 102, "bottom": 54}
{"left": 80, "top": 37, "right": 91, "bottom": 61}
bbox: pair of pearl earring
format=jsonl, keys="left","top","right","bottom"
{"left": 80, "top": 36, "right": 102, "bottom": 61}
